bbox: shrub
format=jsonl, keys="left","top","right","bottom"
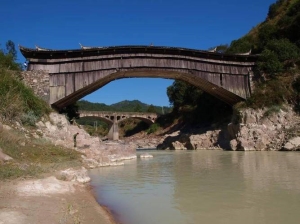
{"left": 266, "top": 39, "right": 300, "bottom": 62}
{"left": 263, "top": 105, "right": 282, "bottom": 117}
{"left": 257, "top": 49, "right": 283, "bottom": 76}
{"left": 147, "top": 123, "right": 160, "bottom": 134}
{"left": 246, "top": 76, "right": 294, "bottom": 108}
{"left": 257, "top": 24, "right": 279, "bottom": 49}
{"left": 226, "top": 36, "right": 253, "bottom": 54}
{"left": 21, "top": 111, "right": 38, "bottom": 126}
{"left": 268, "top": 0, "right": 285, "bottom": 19}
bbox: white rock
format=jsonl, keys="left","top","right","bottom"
{"left": 140, "top": 153, "right": 153, "bottom": 159}
{"left": 60, "top": 167, "right": 91, "bottom": 183}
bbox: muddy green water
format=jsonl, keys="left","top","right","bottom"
{"left": 89, "top": 150, "right": 300, "bottom": 224}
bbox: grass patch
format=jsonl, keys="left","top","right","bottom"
{"left": 0, "top": 163, "right": 43, "bottom": 180}
{"left": 0, "top": 69, "right": 51, "bottom": 123}
{"left": 0, "top": 129, "right": 82, "bottom": 180}
{"left": 263, "top": 105, "right": 283, "bottom": 117}
{"left": 245, "top": 75, "right": 295, "bottom": 109}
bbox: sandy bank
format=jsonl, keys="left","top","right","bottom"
{"left": 0, "top": 176, "right": 116, "bottom": 224}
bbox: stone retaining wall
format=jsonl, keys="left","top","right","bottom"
{"left": 21, "top": 70, "right": 50, "bottom": 103}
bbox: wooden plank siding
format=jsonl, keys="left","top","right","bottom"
{"left": 22, "top": 46, "right": 257, "bottom": 108}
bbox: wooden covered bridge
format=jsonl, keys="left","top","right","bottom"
{"left": 19, "top": 45, "right": 258, "bottom": 110}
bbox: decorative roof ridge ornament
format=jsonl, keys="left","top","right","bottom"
{"left": 35, "top": 45, "right": 50, "bottom": 51}
{"left": 79, "top": 43, "right": 94, "bottom": 50}
{"left": 208, "top": 47, "right": 217, "bottom": 53}
{"left": 236, "top": 49, "right": 252, "bottom": 56}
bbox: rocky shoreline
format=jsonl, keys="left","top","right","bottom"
{"left": 156, "top": 106, "right": 300, "bottom": 151}
{"left": 1, "top": 106, "right": 300, "bottom": 224}
{"left": 4, "top": 106, "right": 299, "bottom": 168}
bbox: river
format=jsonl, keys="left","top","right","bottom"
{"left": 89, "top": 150, "right": 300, "bottom": 224}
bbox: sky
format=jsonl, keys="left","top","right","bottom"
{"left": 1, "top": 0, "right": 276, "bottom": 107}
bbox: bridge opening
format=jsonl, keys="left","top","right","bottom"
{"left": 76, "top": 77, "right": 171, "bottom": 140}
{"left": 82, "top": 78, "right": 173, "bottom": 108}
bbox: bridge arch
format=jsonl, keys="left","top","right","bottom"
{"left": 20, "top": 45, "right": 258, "bottom": 110}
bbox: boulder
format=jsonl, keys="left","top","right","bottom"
{"left": 171, "top": 141, "right": 186, "bottom": 150}
{"left": 283, "top": 137, "right": 300, "bottom": 151}
{"left": 230, "top": 139, "right": 238, "bottom": 151}
{"left": 0, "top": 147, "right": 13, "bottom": 162}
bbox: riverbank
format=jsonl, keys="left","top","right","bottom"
{"left": 2, "top": 104, "right": 300, "bottom": 224}
{"left": 0, "top": 175, "right": 116, "bottom": 224}
{"left": 0, "top": 113, "right": 121, "bottom": 224}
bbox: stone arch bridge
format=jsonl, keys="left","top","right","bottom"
{"left": 20, "top": 45, "right": 258, "bottom": 110}
{"left": 79, "top": 110, "right": 158, "bottom": 140}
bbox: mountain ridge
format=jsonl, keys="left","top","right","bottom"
{"left": 78, "top": 99, "right": 171, "bottom": 114}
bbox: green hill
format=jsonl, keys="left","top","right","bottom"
{"left": 77, "top": 99, "right": 172, "bottom": 114}
{"left": 210, "top": 0, "right": 300, "bottom": 111}
{"left": 164, "top": 0, "right": 300, "bottom": 128}
{"left": 226, "top": 0, "right": 300, "bottom": 55}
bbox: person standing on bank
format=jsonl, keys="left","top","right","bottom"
{"left": 73, "top": 132, "right": 79, "bottom": 148}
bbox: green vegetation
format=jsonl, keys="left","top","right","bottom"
{"left": 147, "top": 123, "right": 161, "bottom": 134}
{"left": 0, "top": 41, "right": 80, "bottom": 180}
{"left": 76, "top": 100, "right": 171, "bottom": 137}
{"left": 77, "top": 99, "right": 171, "bottom": 114}
{"left": 0, "top": 41, "right": 51, "bottom": 124}
{"left": 120, "top": 118, "right": 149, "bottom": 137}
{"left": 225, "top": 0, "right": 300, "bottom": 111}
{"left": 0, "top": 70, "right": 51, "bottom": 124}
{"left": 0, "top": 129, "right": 81, "bottom": 180}
{"left": 165, "top": 1, "right": 300, "bottom": 127}
{"left": 166, "top": 80, "right": 232, "bottom": 126}
{"left": 60, "top": 103, "right": 80, "bottom": 123}
{"left": 77, "top": 117, "right": 109, "bottom": 137}
{"left": 0, "top": 40, "right": 22, "bottom": 71}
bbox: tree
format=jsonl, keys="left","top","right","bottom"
{"left": 147, "top": 104, "right": 156, "bottom": 113}
{"left": 60, "top": 103, "right": 80, "bottom": 122}
{"left": 268, "top": 0, "right": 284, "bottom": 19}
{"left": 134, "top": 104, "right": 142, "bottom": 112}
{"left": 167, "top": 80, "right": 202, "bottom": 111}
{"left": 257, "top": 24, "right": 278, "bottom": 50}
{"left": 226, "top": 36, "right": 253, "bottom": 54}
{"left": 257, "top": 49, "right": 283, "bottom": 76}
{"left": 0, "top": 40, "right": 21, "bottom": 71}
{"left": 257, "top": 39, "right": 300, "bottom": 76}
{"left": 6, "top": 40, "right": 17, "bottom": 60}
{"left": 265, "top": 38, "right": 299, "bottom": 62}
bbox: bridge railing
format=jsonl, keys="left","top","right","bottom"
{"left": 78, "top": 110, "right": 158, "bottom": 117}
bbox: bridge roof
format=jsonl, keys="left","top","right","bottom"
{"left": 19, "top": 45, "right": 258, "bottom": 63}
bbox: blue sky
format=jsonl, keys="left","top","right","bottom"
{"left": 1, "top": 0, "right": 276, "bottom": 106}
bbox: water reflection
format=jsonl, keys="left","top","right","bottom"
{"left": 89, "top": 151, "right": 300, "bottom": 224}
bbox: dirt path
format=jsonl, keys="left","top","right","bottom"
{"left": 0, "top": 176, "right": 115, "bottom": 224}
